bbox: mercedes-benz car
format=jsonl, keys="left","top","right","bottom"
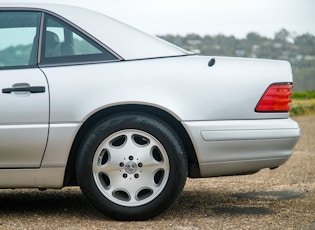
{"left": 0, "top": 3, "right": 300, "bottom": 220}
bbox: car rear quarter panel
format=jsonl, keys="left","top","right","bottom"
{"left": 43, "top": 55, "right": 292, "bottom": 122}
{"left": 41, "top": 55, "right": 294, "bottom": 168}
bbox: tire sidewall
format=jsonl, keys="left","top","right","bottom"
{"left": 76, "top": 113, "right": 187, "bottom": 220}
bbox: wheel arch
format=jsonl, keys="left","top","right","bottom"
{"left": 63, "top": 104, "right": 200, "bottom": 186}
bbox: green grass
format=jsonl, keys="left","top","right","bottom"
{"left": 291, "top": 99, "right": 315, "bottom": 116}
{"left": 292, "top": 91, "right": 315, "bottom": 100}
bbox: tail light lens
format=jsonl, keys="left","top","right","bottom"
{"left": 255, "top": 83, "right": 293, "bottom": 112}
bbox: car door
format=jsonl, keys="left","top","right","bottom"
{"left": 0, "top": 11, "right": 49, "bottom": 168}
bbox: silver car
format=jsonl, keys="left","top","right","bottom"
{"left": 0, "top": 3, "right": 300, "bottom": 220}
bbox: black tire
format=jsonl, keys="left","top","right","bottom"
{"left": 76, "top": 113, "right": 187, "bottom": 220}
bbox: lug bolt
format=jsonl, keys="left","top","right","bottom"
{"left": 134, "top": 174, "right": 139, "bottom": 178}
{"left": 119, "top": 162, "right": 124, "bottom": 167}
{"left": 138, "top": 163, "right": 143, "bottom": 167}
{"left": 123, "top": 173, "right": 128, "bottom": 178}
{"left": 129, "top": 156, "right": 134, "bottom": 160}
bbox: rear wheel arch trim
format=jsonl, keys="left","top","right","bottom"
{"left": 63, "top": 104, "right": 200, "bottom": 186}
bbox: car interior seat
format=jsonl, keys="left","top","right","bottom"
{"left": 45, "top": 31, "right": 61, "bottom": 57}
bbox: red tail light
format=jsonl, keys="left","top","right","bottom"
{"left": 255, "top": 83, "right": 293, "bottom": 112}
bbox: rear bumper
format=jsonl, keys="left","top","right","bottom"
{"left": 183, "top": 118, "right": 300, "bottom": 177}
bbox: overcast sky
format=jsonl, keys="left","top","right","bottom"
{"left": 6, "top": 0, "right": 315, "bottom": 38}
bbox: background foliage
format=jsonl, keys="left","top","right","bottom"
{"left": 159, "top": 29, "right": 315, "bottom": 92}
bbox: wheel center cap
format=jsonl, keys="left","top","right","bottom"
{"left": 125, "top": 161, "right": 137, "bottom": 174}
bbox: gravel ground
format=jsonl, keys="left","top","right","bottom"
{"left": 0, "top": 116, "right": 314, "bottom": 230}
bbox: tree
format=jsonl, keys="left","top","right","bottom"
{"left": 274, "top": 29, "right": 290, "bottom": 42}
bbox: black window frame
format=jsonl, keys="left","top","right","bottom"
{"left": 39, "top": 13, "right": 121, "bottom": 66}
{"left": 0, "top": 10, "right": 42, "bottom": 70}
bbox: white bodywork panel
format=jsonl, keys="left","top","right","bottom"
{"left": 39, "top": 55, "right": 297, "bottom": 168}
{"left": 42, "top": 56, "right": 293, "bottom": 123}
{"left": 183, "top": 119, "right": 300, "bottom": 177}
{"left": 0, "top": 69, "right": 49, "bottom": 168}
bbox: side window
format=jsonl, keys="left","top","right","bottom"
{"left": 0, "top": 11, "right": 41, "bottom": 69}
{"left": 41, "top": 15, "right": 118, "bottom": 64}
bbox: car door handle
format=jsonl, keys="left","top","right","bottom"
{"left": 2, "top": 86, "right": 46, "bottom": 94}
